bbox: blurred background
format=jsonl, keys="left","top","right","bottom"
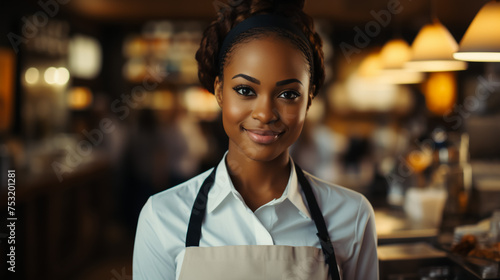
{"left": 1, "top": 0, "right": 500, "bottom": 279}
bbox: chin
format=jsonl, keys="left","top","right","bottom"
{"left": 237, "top": 142, "right": 289, "bottom": 163}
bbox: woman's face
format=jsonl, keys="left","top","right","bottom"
{"left": 215, "top": 36, "right": 313, "bottom": 162}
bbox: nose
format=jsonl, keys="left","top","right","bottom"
{"left": 251, "top": 95, "right": 279, "bottom": 124}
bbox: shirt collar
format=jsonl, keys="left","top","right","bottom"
{"left": 206, "top": 152, "right": 311, "bottom": 219}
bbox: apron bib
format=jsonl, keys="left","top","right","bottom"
{"left": 179, "top": 163, "right": 341, "bottom": 280}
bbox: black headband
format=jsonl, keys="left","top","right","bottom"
{"left": 217, "top": 14, "right": 312, "bottom": 71}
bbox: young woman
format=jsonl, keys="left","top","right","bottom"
{"left": 133, "top": 1, "right": 378, "bottom": 279}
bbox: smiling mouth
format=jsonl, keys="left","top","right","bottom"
{"left": 243, "top": 128, "right": 284, "bottom": 145}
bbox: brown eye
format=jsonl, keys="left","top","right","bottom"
{"left": 278, "top": 91, "right": 300, "bottom": 100}
{"left": 233, "top": 86, "right": 256, "bottom": 96}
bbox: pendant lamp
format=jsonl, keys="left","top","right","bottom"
{"left": 406, "top": 20, "right": 467, "bottom": 72}
{"left": 381, "top": 39, "right": 411, "bottom": 69}
{"left": 453, "top": 1, "right": 500, "bottom": 62}
{"left": 380, "top": 39, "right": 424, "bottom": 84}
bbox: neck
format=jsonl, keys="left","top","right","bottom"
{"left": 225, "top": 143, "right": 291, "bottom": 211}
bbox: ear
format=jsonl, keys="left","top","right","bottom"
{"left": 214, "top": 76, "right": 223, "bottom": 108}
{"left": 306, "top": 85, "right": 315, "bottom": 111}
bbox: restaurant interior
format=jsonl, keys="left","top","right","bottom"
{"left": 1, "top": 0, "right": 500, "bottom": 279}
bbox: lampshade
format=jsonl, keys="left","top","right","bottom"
{"left": 357, "top": 50, "right": 423, "bottom": 84}
{"left": 380, "top": 39, "right": 412, "bottom": 69}
{"left": 380, "top": 39, "right": 424, "bottom": 84}
{"left": 358, "top": 52, "right": 382, "bottom": 78}
{"left": 406, "top": 20, "right": 467, "bottom": 72}
{"left": 453, "top": 1, "right": 500, "bottom": 62}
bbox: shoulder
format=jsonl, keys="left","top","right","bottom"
{"left": 302, "top": 170, "right": 375, "bottom": 235}
{"left": 137, "top": 168, "right": 214, "bottom": 245}
{"left": 302, "top": 171, "right": 376, "bottom": 260}
{"left": 303, "top": 170, "right": 371, "bottom": 210}
{"left": 134, "top": 170, "right": 214, "bottom": 279}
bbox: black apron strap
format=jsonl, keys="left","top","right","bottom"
{"left": 185, "top": 167, "right": 217, "bottom": 247}
{"left": 295, "top": 163, "right": 341, "bottom": 280}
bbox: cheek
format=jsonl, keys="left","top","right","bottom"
{"left": 226, "top": 101, "right": 244, "bottom": 119}
{"left": 221, "top": 94, "right": 248, "bottom": 127}
{"left": 286, "top": 112, "right": 307, "bottom": 143}
{"left": 279, "top": 103, "right": 308, "bottom": 129}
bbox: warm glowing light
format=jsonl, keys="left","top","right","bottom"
{"left": 25, "top": 67, "right": 39, "bottom": 84}
{"left": 68, "top": 34, "right": 102, "bottom": 79}
{"left": 406, "top": 60, "right": 466, "bottom": 72}
{"left": 406, "top": 20, "right": 467, "bottom": 72}
{"left": 358, "top": 51, "right": 424, "bottom": 84}
{"left": 379, "top": 69, "right": 425, "bottom": 84}
{"left": 44, "top": 67, "right": 70, "bottom": 85}
{"left": 378, "top": 39, "right": 425, "bottom": 84}
{"left": 183, "top": 86, "right": 220, "bottom": 120}
{"left": 454, "top": 52, "right": 500, "bottom": 62}
{"left": 380, "top": 39, "right": 411, "bottom": 69}
{"left": 68, "top": 87, "right": 93, "bottom": 110}
{"left": 123, "top": 59, "right": 147, "bottom": 82}
{"left": 123, "top": 36, "right": 148, "bottom": 58}
{"left": 454, "top": 1, "right": 500, "bottom": 62}
{"left": 55, "top": 67, "right": 70, "bottom": 85}
{"left": 346, "top": 74, "right": 398, "bottom": 111}
{"left": 358, "top": 52, "right": 382, "bottom": 78}
{"left": 0, "top": 48, "right": 15, "bottom": 132}
{"left": 350, "top": 51, "right": 398, "bottom": 111}
{"left": 407, "top": 149, "right": 433, "bottom": 173}
{"left": 424, "top": 72, "right": 456, "bottom": 115}
{"left": 151, "top": 90, "right": 175, "bottom": 110}
{"left": 306, "top": 96, "right": 325, "bottom": 122}
{"left": 44, "top": 67, "right": 57, "bottom": 84}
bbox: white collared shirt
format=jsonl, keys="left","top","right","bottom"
{"left": 133, "top": 153, "right": 379, "bottom": 280}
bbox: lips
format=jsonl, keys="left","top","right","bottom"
{"left": 243, "top": 128, "right": 283, "bottom": 144}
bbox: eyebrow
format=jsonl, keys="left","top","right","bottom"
{"left": 276, "top": 78, "right": 303, "bottom": 87}
{"left": 232, "top": 74, "right": 303, "bottom": 87}
{"left": 232, "top": 74, "right": 260, "bottom": 85}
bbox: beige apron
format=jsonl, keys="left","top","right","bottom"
{"left": 178, "top": 164, "right": 341, "bottom": 280}
{"left": 179, "top": 245, "right": 331, "bottom": 280}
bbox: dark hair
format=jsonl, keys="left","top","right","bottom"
{"left": 196, "top": 0, "right": 325, "bottom": 96}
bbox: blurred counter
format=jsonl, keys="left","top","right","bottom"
{"left": 375, "top": 209, "right": 438, "bottom": 245}
{"left": 375, "top": 209, "right": 500, "bottom": 280}
{"left": 378, "top": 242, "right": 500, "bottom": 280}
